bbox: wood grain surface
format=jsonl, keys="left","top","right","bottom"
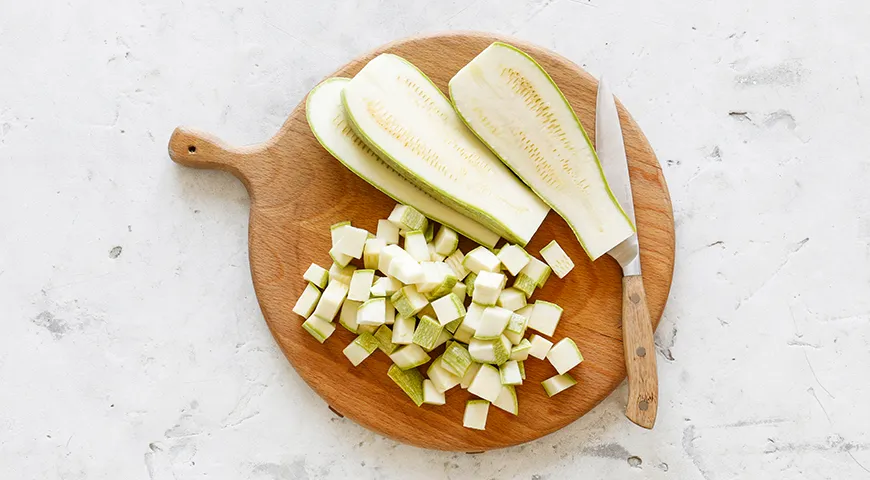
{"left": 167, "top": 31, "right": 675, "bottom": 451}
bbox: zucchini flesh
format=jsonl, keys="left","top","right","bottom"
{"left": 499, "top": 360, "right": 523, "bottom": 386}
{"left": 387, "top": 364, "right": 425, "bottom": 406}
{"left": 412, "top": 315, "right": 443, "bottom": 350}
{"left": 493, "top": 385, "right": 518, "bottom": 415}
{"left": 423, "top": 379, "right": 446, "bottom": 405}
{"left": 374, "top": 325, "right": 399, "bottom": 354}
{"left": 467, "top": 364, "right": 502, "bottom": 402}
{"left": 292, "top": 283, "right": 322, "bottom": 318}
{"left": 341, "top": 54, "right": 549, "bottom": 246}
{"left": 528, "top": 300, "right": 563, "bottom": 337}
{"left": 303, "top": 264, "right": 330, "bottom": 289}
{"left": 463, "top": 400, "right": 490, "bottom": 430}
{"left": 528, "top": 334, "right": 553, "bottom": 360}
{"left": 449, "top": 42, "right": 635, "bottom": 260}
{"left": 306, "top": 78, "right": 500, "bottom": 248}
{"left": 547, "top": 337, "right": 584, "bottom": 375}
{"left": 541, "top": 373, "right": 576, "bottom": 397}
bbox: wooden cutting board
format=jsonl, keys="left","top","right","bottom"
{"left": 168, "top": 32, "right": 675, "bottom": 451}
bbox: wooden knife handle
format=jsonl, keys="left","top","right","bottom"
{"left": 622, "top": 274, "right": 658, "bottom": 429}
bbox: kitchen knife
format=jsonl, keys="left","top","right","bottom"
{"left": 596, "top": 78, "right": 658, "bottom": 429}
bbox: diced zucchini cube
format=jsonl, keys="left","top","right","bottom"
{"left": 433, "top": 225, "right": 459, "bottom": 256}
{"left": 302, "top": 315, "right": 335, "bottom": 343}
{"left": 412, "top": 315, "right": 443, "bottom": 350}
{"left": 303, "top": 264, "right": 329, "bottom": 289}
{"left": 388, "top": 204, "right": 428, "bottom": 232}
{"left": 528, "top": 300, "right": 563, "bottom": 337}
{"left": 462, "top": 246, "right": 501, "bottom": 274}
{"left": 463, "top": 400, "right": 490, "bottom": 430}
{"left": 430, "top": 293, "right": 466, "bottom": 326}
{"left": 330, "top": 221, "right": 351, "bottom": 244}
{"left": 427, "top": 356, "right": 461, "bottom": 393}
{"left": 513, "top": 273, "right": 538, "bottom": 298}
{"left": 474, "top": 306, "right": 512, "bottom": 340}
{"left": 292, "top": 283, "right": 322, "bottom": 318}
{"left": 493, "top": 385, "right": 518, "bottom": 415}
{"left": 342, "top": 332, "right": 379, "bottom": 366}
{"left": 404, "top": 230, "right": 430, "bottom": 262}
{"left": 333, "top": 225, "right": 369, "bottom": 259}
{"left": 509, "top": 338, "right": 533, "bottom": 361}
{"left": 540, "top": 240, "right": 575, "bottom": 278}
{"left": 472, "top": 271, "right": 506, "bottom": 306}
{"left": 377, "top": 219, "right": 400, "bottom": 244}
{"left": 339, "top": 299, "right": 361, "bottom": 333}
{"left": 497, "top": 287, "right": 527, "bottom": 312}
{"left": 442, "top": 341, "right": 473, "bottom": 377}
{"left": 520, "top": 256, "right": 552, "bottom": 287}
{"left": 468, "top": 364, "right": 502, "bottom": 402}
{"left": 426, "top": 329, "right": 453, "bottom": 352}
{"left": 391, "top": 285, "right": 429, "bottom": 318}
{"left": 389, "top": 344, "right": 431, "bottom": 370}
{"left": 378, "top": 244, "right": 407, "bottom": 276}
{"left": 497, "top": 244, "right": 530, "bottom": 276}
{"left": 528, "top": 334, "right": 554, "bottom": 360}
{"left": 312, "top": 281, "right": 348, "bottom": 321}
{"left": 363, "top": 238, "right": 386, "bottom": 270}
{"left": 348, "top": 269, "right": 375, "bottom": 302}
{"left": 460, "top": 362, "right": 482, "bottom": 389}
{"left": 329, "top": 263, "right": 356, "bottom": 285}
{"left": 504, "top": 312, "right": 529, "bottom": 345}
{"left": 541, "top": 373, "right": 577, "bottom": 397}
{"left": 469, "top": 335, "right": 512, "bottom": 365}
{"left": 357, "top": 297, "right": 386, "bottom": 326}
{"left": 499, "top": 360, "right": 523, "bottom": 386}
{"left": 518, "top": 360, "right": 526, "bottom": 379}
{"left": 422, "top": 379, "right": 446, "bottom": 405}
{"left": 388, "top": 257, "right": 424, "bottom": 284}
{"left": 392, "top": 315, "right": 416, "bottom": 344}
{"left": 416, "top": 262, "right": 453, "bottom": 293}
{"left": 329, "top": 246, "right": 353, "bottom": 267}
{"left": 374, "top": 324, "right": 399, "bottom": 354}
{"left": 371, "top": 276, "right": 403, "bottom": 298}
{"left": 445, "top": 249, "right": 470, "bottom": 281}
{"left": 547, "top": 338, "right": 584, "bottom": 375}
{"left": 387, "top": 363, "right": 425, "bottom": 406}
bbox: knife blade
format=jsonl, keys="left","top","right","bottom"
{"left": 596, "top": 77, "right": 658, "bottom": 429}
{"left": 597, "top": 79, "right": 640, "bottom": 276}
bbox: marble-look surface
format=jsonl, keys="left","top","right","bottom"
{"left": 2, "top": 1, "right": 869, "bottom": 478}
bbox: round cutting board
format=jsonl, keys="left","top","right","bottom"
{"left": 168, "top": 32, "right": 675, "bottom": 451}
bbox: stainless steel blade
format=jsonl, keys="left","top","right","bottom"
{"left": 596, "top": 78, "right": 641, "bottom": 275}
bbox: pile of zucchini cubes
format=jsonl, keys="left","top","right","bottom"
{"left": 292, "top": 204, "right": 584, "bottom": 430}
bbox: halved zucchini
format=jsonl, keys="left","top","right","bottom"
{"left": 449, "top": 42, "right": 635, "bottom": 260}
{"left": 306, "top": 78, "right": 500, "bottom": 248}
{"left": 340, "top": 54, "right": 549, "bottom": 246}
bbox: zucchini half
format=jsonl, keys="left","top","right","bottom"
{"left": 306, "top": 78, "right": 500, "bottom": 248}
{"left": 340, "top": 54, "right": 550, "bottom": 246}
{"left": 449, "top": 42, "right": 635, "bottom": 260}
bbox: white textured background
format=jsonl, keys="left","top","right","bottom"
{"left": 2, "top": 1, "right": 869, "bottom": 479}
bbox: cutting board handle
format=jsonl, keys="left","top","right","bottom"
{"left": 168, "top": 127, "right": 269, "bottom": 193}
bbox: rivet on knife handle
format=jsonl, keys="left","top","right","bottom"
{"left": 622, "top": 275, "right": 658, "bottom": 428}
